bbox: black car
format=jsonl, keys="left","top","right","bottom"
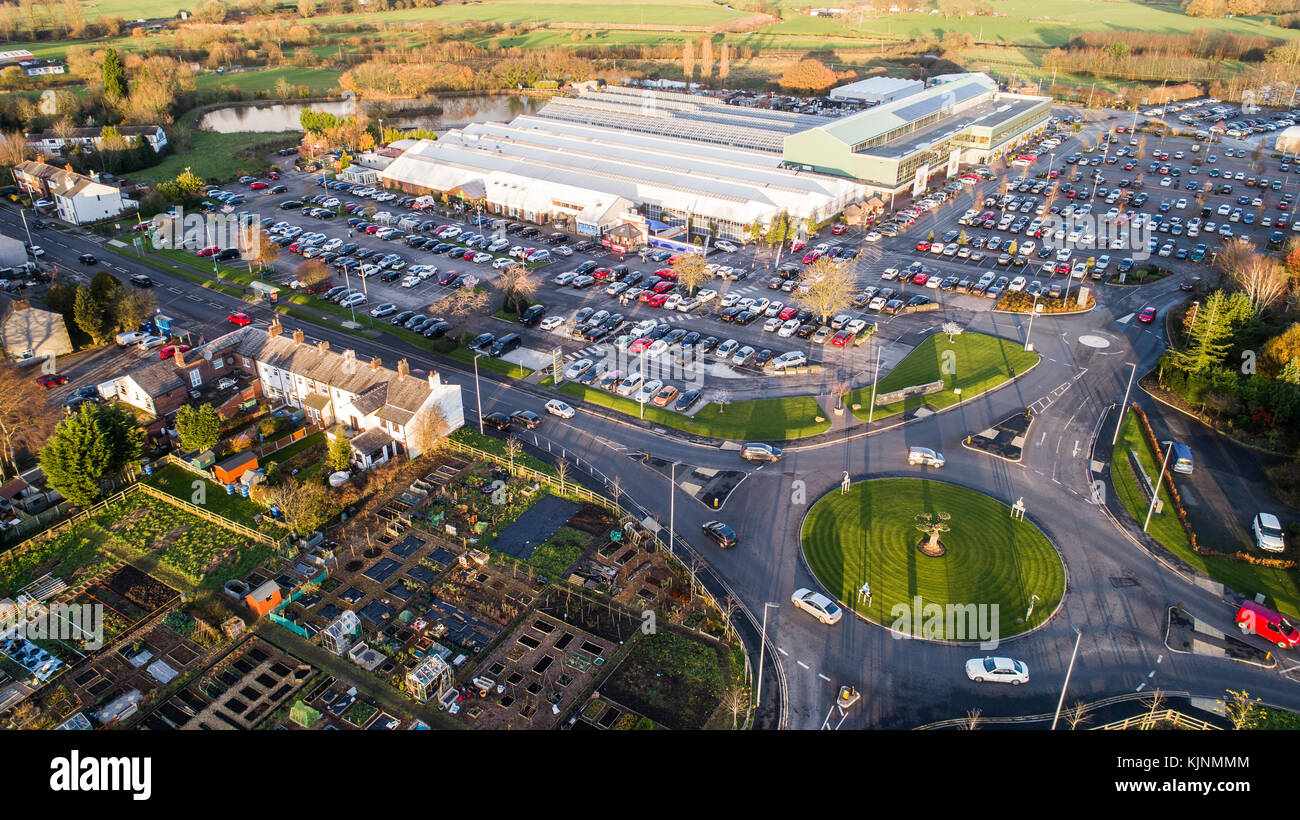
{"left": 510, "top": 410, "right": 542, "bottom": 429}
{"left": 674, "top": 389, "right": 702, "bottom": 412}
{"left": 519, "top": 304, "right": 547, "bottom": 327}
{"left": 575, "top": 260, "right": 598, "bottom": 275}
{"left": 484, "top": 412, "right": 512, "bottom": 431}
{"left": 215, "top": 248, "right": 240, "bottom": 262}
{"left": 279, "top": 200, "right": 303, "bottom": 210}
{"left": 78, "top": 253, "right": 97, "bottom": 264}
{"left": 754, "top": 348, "right": 774, "bottom": 367}
{"left": 702, "top": 520, "right": 738, "bottom": 549}
{"left": 468, "top": 332, "right": 495, "bottom": 353}
{"left": 129, "top": 274, "right": 152, "bottom": 288}
{"left": 423, "top": 320, "right": 450, "bottom": 339}
{"left": 391, "top": 310, "right": 416, "bottom": 325}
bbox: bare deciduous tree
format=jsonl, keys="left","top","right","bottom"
{"left": 796, "top": 256, "right": 856, "bottom": 326}
{"left": 1227, "top": 253, "right": 1289, "bottom": 314}
{"left": 497, "top": 262, "right": 538, "bottom": 315}
{"left": 672, "top": 252, "right": 711, "bottom": 296}
{"left": 942, "top": 321, "right": 964, "bottom": 343}
{"left": 0, "top": 364, "right": 54, "bottom": 479}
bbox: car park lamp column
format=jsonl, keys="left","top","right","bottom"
{"left": 867, "top": 341, "right": 883, "bottom": 424}
{"left": 1143, "top": 441, "right": 1176, "bottom": 533}
{"left": 757, "top": 602, "right": 780, "bottom": 710}
{"left": 1051, "top": 625, "right": 1083, "bottom": 730}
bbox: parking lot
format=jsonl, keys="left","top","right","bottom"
{"left": 177, "top": 100, "right": 1299, "bottom": 416}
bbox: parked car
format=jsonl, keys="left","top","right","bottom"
{"left": 1253, "top": 512, "right": 1287, "bottom": 553}
{"left": 544, "top": 399, "right": 575, "bottom": 419}
{"left": 740, "top": 443, "right": 783, "bottom": 462}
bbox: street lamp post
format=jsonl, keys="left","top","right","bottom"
{"left": 1051, "top": 625, "right": 1083, "bottom": 730}
{"left": 1112, "top": 361, "right": 1138, "bottom": 445}
{"left": 638, "top": 352, "right": 645, "bottom": 421}
{"left": 867, "top": 340, "right": 883, "bottom": 424}
{"left": 668, "top": 461, "right": 677, "bottom": 556}
{"left": 756, "top": 602, "right": 780, "bottom": 710}
{"left": 473, "top": 352, "right": 485, "bottom": 434}
{"left": 1143, "top": 441, "right": 1176, "bottom": 532}
{"left": 1024, "top": 293, "right": 1040, "bottom": 351}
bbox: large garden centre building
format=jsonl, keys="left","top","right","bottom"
{"left": 380, "top": 74, "right": 1051, "bottom": 242}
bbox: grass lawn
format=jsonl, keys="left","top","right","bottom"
{"left": 263, "top": 431, "right": 325, "bottom": 466}
{"left": 444, "top": 346, "right": 534, "bottom": 379}
{"left": 526, "top": 525, "right": 589, "bottom": 580}
{"left": 600, "top": 629, "right": 727, "bottom": 731}
{"left": 0, "top": 526, "right": 118, "bottom": 598}
{"left": 309, "top": 0, "right": 744, "bottom": 28}
{"left": 143, "top": 463, "right": 286, "bottom": 536}
{"left": 850, "top": 331, "right": 1039, "bottom": 422}
{"left": 1111, "top": 412, "right": 1300, "bottom": 618}
{"left": 558, "top": 382, "right": 829, "bottom": 441}
{"left": 801, "top": 478, "right": 1065, "bottom": 639}
{"left": 133, "top": 130, "right": 298, "bottom": 185}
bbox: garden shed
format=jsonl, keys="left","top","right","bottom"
{"left": 214, "top": 451, "right": 258, "bottom": 485}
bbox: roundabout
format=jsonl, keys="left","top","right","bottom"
{"left": 800, "top": 478, "right": 1066, "bottom": 642}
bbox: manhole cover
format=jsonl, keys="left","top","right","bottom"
{"left": 1078, "top": 335, "right": 1110, "bottom": 349}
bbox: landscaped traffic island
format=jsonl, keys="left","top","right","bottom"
{"left": 800, "top": 478, "right": 1065, "bottom": 640}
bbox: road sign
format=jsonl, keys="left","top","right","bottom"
{"left": 551, "top": 347, "right": 563, "bottom": 384}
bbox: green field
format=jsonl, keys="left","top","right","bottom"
{"left": 851, "top": 331, "right": 1039, "bottom": 422}
{"left": 801, "top": 477, "right": 1066, "bottom": 638}
{"left": 309, "top": 0, "right": 745, "bottom": 28}
{"left": 1111, "top": 412, "right": 1300, "bottom": 618}
{"left": 194, "top": 67, "right": 345, "bottom": 96}
{"left": 134, "top": 130, "right": 297, "bottom": 184}
{"left": 557, "top": 381, "right": 830, "bottom": 441}
{"left": 143, "top": 463, "right": 287, "bottom": 536}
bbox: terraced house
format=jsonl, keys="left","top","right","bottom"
{"left": 114, "top": 319, "right": 465, "bottom": 464}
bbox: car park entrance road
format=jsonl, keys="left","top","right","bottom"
{"left": 14, "top": 100, "right": 1300, "bottom": 730}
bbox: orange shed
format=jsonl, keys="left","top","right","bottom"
{"left": 213, "top": 451, "right": 259, "bottom": 485}
{"left": 244, "top": 580, "right": 282, "bottom": 618}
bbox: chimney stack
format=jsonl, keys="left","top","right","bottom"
{"left": 396, "top": 358, "right": 410, "bottom": 378}
{"left": 317, "top": 340, "right": 329, "bottom": 353}
{"left": 267, "top": 318, "right": 283, "bottom": 337}
{"left": 292, "top": 329, "right": 304, "bottom": 345}
{"left": 427, "top": 370, "right": 440, "bottom": 388}
{"left": 174, "top": 346, "right": 187, "bottom": 367}
{"left": 369, "top": 356, "right": 381, "bottom": 371}
{"left": 11, "top": 299, "right": 29, "bottom": 311}
{"left": 343, "top": 349, "right": 355, "bottom": 362}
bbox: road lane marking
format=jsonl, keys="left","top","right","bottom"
{"left": 817, "top": 673, "right": 831, "bottom": 682}
{"left": 777, "top": 647, "right": 789, "bottom": 656}
{"left": 796, "top": 660, "right": 810, "bottom": 670}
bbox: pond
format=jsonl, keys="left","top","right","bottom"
{"left": 197, "top": 93, "right": 546, "bottom": 134}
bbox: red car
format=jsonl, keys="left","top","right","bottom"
{"left": 159, "top": 344, "right": 191, "bottom": 360}
{"left": 802, "top": 251, "right": 821, "bottom": 264}
{"left": 1055, "top": 262, "right": 1071, "bottom": 274}
{"left": 592, "top": 267, "right": 611, "bottom": 279}
{"left": 831, "top": 224, "right": 846, "bottom": 235}
{"left": 790, "top": 241, "right": 805, "bottom": 253}
{"left": 227, "top": 313, "right": 252, "bottom": 326}
{"left": 1237, "top": 600, "right": 1300, "bottom": 648}
{"left": 36, "top": 373, "right": 69, "bottom": 388}
{"left": 778, "top": 306, "right": 798, "bottom": 320}
{"left": 915, "top": 241, "right": 931, "bottom": 252}
{"left": 912, "top": 273, "right": 929, "bottom": 287}
{"left": 1138, "top": 306, "right": 1157, "bottom": 324}
{"left": 197, "top": 246, "right": 220, "bottom": 257}
{"left": 249, "top": 181, "right": 268, "bottom": 190}
{"left": 268, "top": 171, "right": 280, "bottom": 180}
{"left": 831, "top": 329, "right": 854, "bottom": 347}
{"left": 628, "top": 338, "right": 653, "bottom": 354}
{"left": 646, "top": 292, "right": 670, "bottom": 307}
{"left": 653, "top": 268, "right": 676, "bottom": 280}
{"left": 651, "top": 279, "right": 675, "bottom": 294}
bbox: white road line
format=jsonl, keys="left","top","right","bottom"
{"left": 777, "top": 647, "right": 789, "bottom": 657}
{"left": 796, "top": 660, "right": 810, "bottom": 670}
{"left": 817, "top": 673, "right": 831, "bottom": 682}
{"left": 1136, "top": 682, "right": 1146, "bottom": 692}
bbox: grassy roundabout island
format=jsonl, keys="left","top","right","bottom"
{"left": 801, "top": 478, "right": 1065, "bottom": 640}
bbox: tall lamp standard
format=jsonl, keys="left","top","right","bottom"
{"left": 756, "top": 602, "right": 780, "bottom": 710}
{"left": 1051, "top": 625, "right": 1083, "bottom": 730}
{"left": 1143, "top": 441, "right": 1176, "bottom": 532}
{"left": 867, "top": 340, "right": 883, "bottom": 424}
{"left": 1112, "top": 361, "right": 1138, "bottom": 445}
{"left": 473, "top": 352, "right": 485, "bottom": 434}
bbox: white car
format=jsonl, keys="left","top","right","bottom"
{"left": 1007, "top": 276, "right": 1026, "bottom": 293}
{"left": 965, "top": 656, "right": 1029, "bottom": 685}
{"left": 634, "top": 379, "right": 663, "bottom": 403}
{"left": 764, "top": 301, "right": 784, "bottom": 317}
{"left": 1254, "top": 513, "right": 1287, "bottom": 552}
{"left": 865, "top": 231, "right": 882, "bottom": 242}
{"left": 763, "top": 317, "right": 783, "bottom": 332}
{"left": 400, "top": 275, "right": 420, "bottom": 288}
{"left": 493, "top": 257, "right": 514, "bottom": 270}
{"left": 564, "top": 358, "right": 594, "bottom": 380}
{"left": 771, "top": 350, "right": 808, "bottom": 371}
{"left": 544, "top": 399, "right": 575, "bottom": 419}
{"left": 696, "top": 289, "right": 717, "bottom": 303}
{"left": 714, "top": 240, "right": 737, "bottom": 253}
{"left": 716, "top": 339, "right": 740, "bottom": 359}
{"left": 777, "top": 319, "right": 800, "bottom": 337}
{"left": 539, "top": 316, "right": 565, "bottom": 332}
{"left": 644, "top": 339, "right": 668, "bottom": 358}
{"left": 370, "top": 303, "right": 398, "bottom": 317}
{"left": 116, "top": 330, "right": 147, "bottom": 346}
{"left": 791, "top": 588, "right": 843, "bottom": 625}
{"left": 137, "top": 335, "right": 167, "bottom": 350}
{"left": 615, "top": 373, "right": 643, "bottom": 397}
{"left": 472, "top": 252, "right": 492, "bottom": 264}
